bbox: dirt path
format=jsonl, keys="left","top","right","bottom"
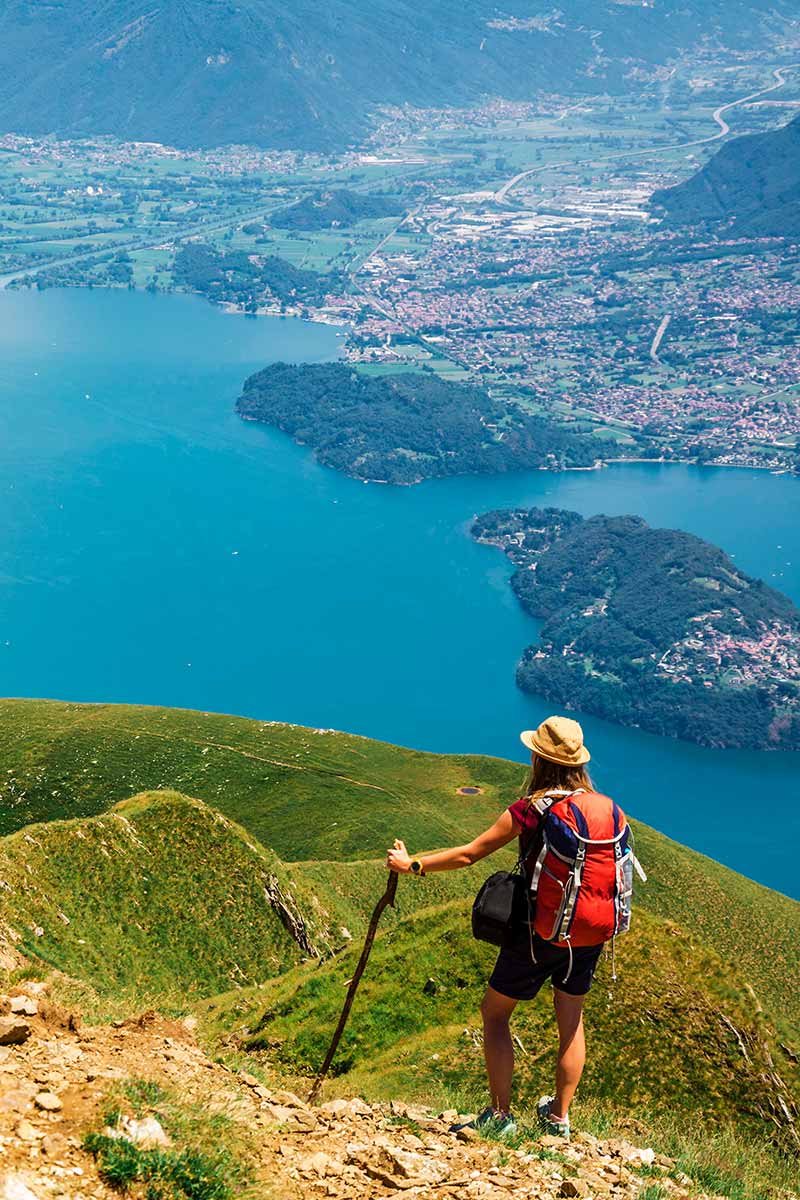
{"left": 0, "top": 982, "right": 712, "bottom": 1200}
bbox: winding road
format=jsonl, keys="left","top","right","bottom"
{"left": 494, "top": 64, "right": 799, "bottom": 206}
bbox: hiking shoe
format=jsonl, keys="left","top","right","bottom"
{"left": 449, "top": 1106, "right": 518, "bottom": 1137}
{"left": 537, "top": 1095, "right": 570, "bottom": 1139}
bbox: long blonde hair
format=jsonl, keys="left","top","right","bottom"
{"left": 522, "top": 753, "right": 594, "bottom": 801}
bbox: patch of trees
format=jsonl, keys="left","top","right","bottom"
{"left": 236, "top": 363, "right": 597, "bottom": 484}
{"left": 270, "top": 189, "right": 403, "bottom": 230}
{"left": 173, "top": 242, "right": 335, "bottom": 310}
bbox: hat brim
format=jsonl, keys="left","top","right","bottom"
{"left": 520, "top": 729, "right": 591, "bottom": 766}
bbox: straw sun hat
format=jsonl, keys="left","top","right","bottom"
{"left": 520, "top": 716, "right": 590, "bottom": 766}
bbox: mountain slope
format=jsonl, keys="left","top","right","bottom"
{"left": 2, "top": 790, "right": 798, "bottom": 1153}
{"left": 651, "top": 112, "right": 800, "bottom": 237}
{"left": 7, "top": 989, "right": 789, "bottom": 1200}
{"left": 0, "top": 791, "right": 331, "bottom": 1005}
{"left": 0, "top": 699, "right": 798, "bottom": 1160}
{"left": 222, "top": 903, "right": 796, "bottom": 1143}
{"left": 0, "top": 1, "right": 795, "bottom": 149}
{"left": 0, "top": 700, "right": 797, "bottom": 1033}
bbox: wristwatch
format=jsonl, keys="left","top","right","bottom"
{"left": 410, "top": 859, "right": 426, "bottom": 877}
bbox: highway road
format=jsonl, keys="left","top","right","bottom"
{"left": 494, "top": 64, "right": 799, "bottom": 207}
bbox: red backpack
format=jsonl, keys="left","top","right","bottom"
{"left": 527, "top": 789, "right": 645, "bottom": 960}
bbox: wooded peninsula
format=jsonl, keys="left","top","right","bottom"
{"left": 236, "top": 362, "right": 597, "bottom": 484}
{"left": 473, "top": 507, "right": 800, "bottom": 750}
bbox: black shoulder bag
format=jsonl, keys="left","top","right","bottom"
{"left": 471, "top": 801, "right": 541, "bottom": 948}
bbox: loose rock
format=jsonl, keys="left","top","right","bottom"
{"left": 41, "top": 1131, "right": 69, "bottom": 1158}
{"left": 106, "top": 1115, "right": 171, "bottom": 1149}
{"left": 559, "top": 1178, "right": 592, "bottom": 1197}
{"left": 0, "top": 1020, "right": 30, "bottom": 1047}
{"left": 9, "top": 998, "right": 37, "bottom": 1018}
{"left": 14, "top": 1120, "right": 42, "bottom": 1142}
{"left": 456, "top": 1126, "right": 480, "bottom": 1143}
{"left": 0, "top": 1174, "right": 40, "bottom": 1200}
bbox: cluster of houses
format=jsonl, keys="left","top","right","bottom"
{"left": 657, "top": 615, "right": 800, "bottom": 694}
{"left": 345, "top": 183, "right": 799, "bottom": 468}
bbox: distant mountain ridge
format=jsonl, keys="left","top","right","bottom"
{"left": 651, "top": 111, "right": 800, "bottom": 237}
{"left": 0, "top": 0, "right": 796, "bottom": 149}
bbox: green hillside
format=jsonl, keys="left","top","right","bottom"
{"left": 0, "top": 699, "right": 798, "bottom": 1167}
{"left": 651, "top": 112, "right": 800, "bottom": 237}
{"left": 270, "top": 189, "right": 403, "bottom": 231}
{"left": 0, "top": 699, "right": 516, "bottom": 856}
{"left": 0, "top": 791, "right": 330, "bottom": 1007}
{"left": 213, "top": 904, "right": 791, "bottom": 1136}
{"left": 0, "top": 788, "right": 796, "bottom": 1152}
{"left": 0, "top": 700, "right": 797, "bottom": 1030}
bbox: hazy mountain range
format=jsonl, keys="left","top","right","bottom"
{"left": 0, "top": 0, "right": 796, "bottom": 149}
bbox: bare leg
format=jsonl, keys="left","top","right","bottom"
{"left": 480, "top": 986, "right": 518, "bottom": 1113}
{"left": 552, "top": 989, "right": 586, "bottom": 1120}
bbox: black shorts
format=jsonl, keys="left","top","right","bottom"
{"left": 489, "top": 926, "right": 604, "bottom": 1000}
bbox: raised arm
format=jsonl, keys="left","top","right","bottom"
{"left": 386, "top": 809, "right": 520, "bottom": 875}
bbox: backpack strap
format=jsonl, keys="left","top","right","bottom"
{"left": 558, "top": 840, "right": 586, "bottom": 940}
{"left": 531, "top": 790, "right": 566, "bottom": 818}
{"left": 510, "top": 799, "right": 543, "bottom": 877}
{"left": 527, "top": 791, "right": 573, "bottom": 895}
{"left": 531, "top": 787, "right": 582, "bottom": 820}
{"left": 612, "top": 801, "right": 625, "bottom": 864}
{"left": 530, "top": 840, "right": 549, "bottom": 895}
{"left": 628, "top": 826, "right": 648, "bottom": 882}
{"left": 558, "top": 798, "right": 593, "bottom": 941}
{"left": 515, "top": 790, "right": 567, "bottom": 873}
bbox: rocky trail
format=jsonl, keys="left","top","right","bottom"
{"left": 0, "top": 982, "right": 727, "bottom": 1200}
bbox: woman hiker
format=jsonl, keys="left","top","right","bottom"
{"left": 387, "top": 715, "right": 612, "bottom": 1140}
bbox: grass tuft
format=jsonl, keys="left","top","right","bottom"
{"left": 637, "top": 1188, "right": 668, "bottom": 1200}
{"left": 83, "top": 1077, "right": 252, "bottom": 1200}
{"left": 84, "top": 1134, "right": 234, "bottom": 1200}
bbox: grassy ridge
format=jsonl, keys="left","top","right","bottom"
{"left": 0, "top": 699, "right": 798, "bottom": 1032}
{"left": 0, "top": 791, "right": 330, "bottom": 1006}
{"left": 0, "top": 697, "right": 798, "bottom": 1164}
{"left": 0, "top": 699, "right": 515, "bottom": 859}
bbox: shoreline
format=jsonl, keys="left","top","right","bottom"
{"left": 5, "top": 281, "right": 797, "bottom": 482}
{"left": 238, "top": 413, "right": 797, "bottom": 485}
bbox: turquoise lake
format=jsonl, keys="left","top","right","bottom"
{"left": 0, "top": 288, "right": 797, "bottom": 897}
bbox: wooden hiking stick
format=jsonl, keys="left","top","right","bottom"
{"left": 307, "top": 870, "right": 399, "bottom": 1104}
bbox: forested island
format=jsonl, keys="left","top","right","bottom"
{"left": 236, "top": 363, "right": 597, "bottom": 483}
{"left": 473, "top": 507, "right": 800, "bottom": 750}
{"left": 270, "top": 188, "right": 403, "bottom": 230}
